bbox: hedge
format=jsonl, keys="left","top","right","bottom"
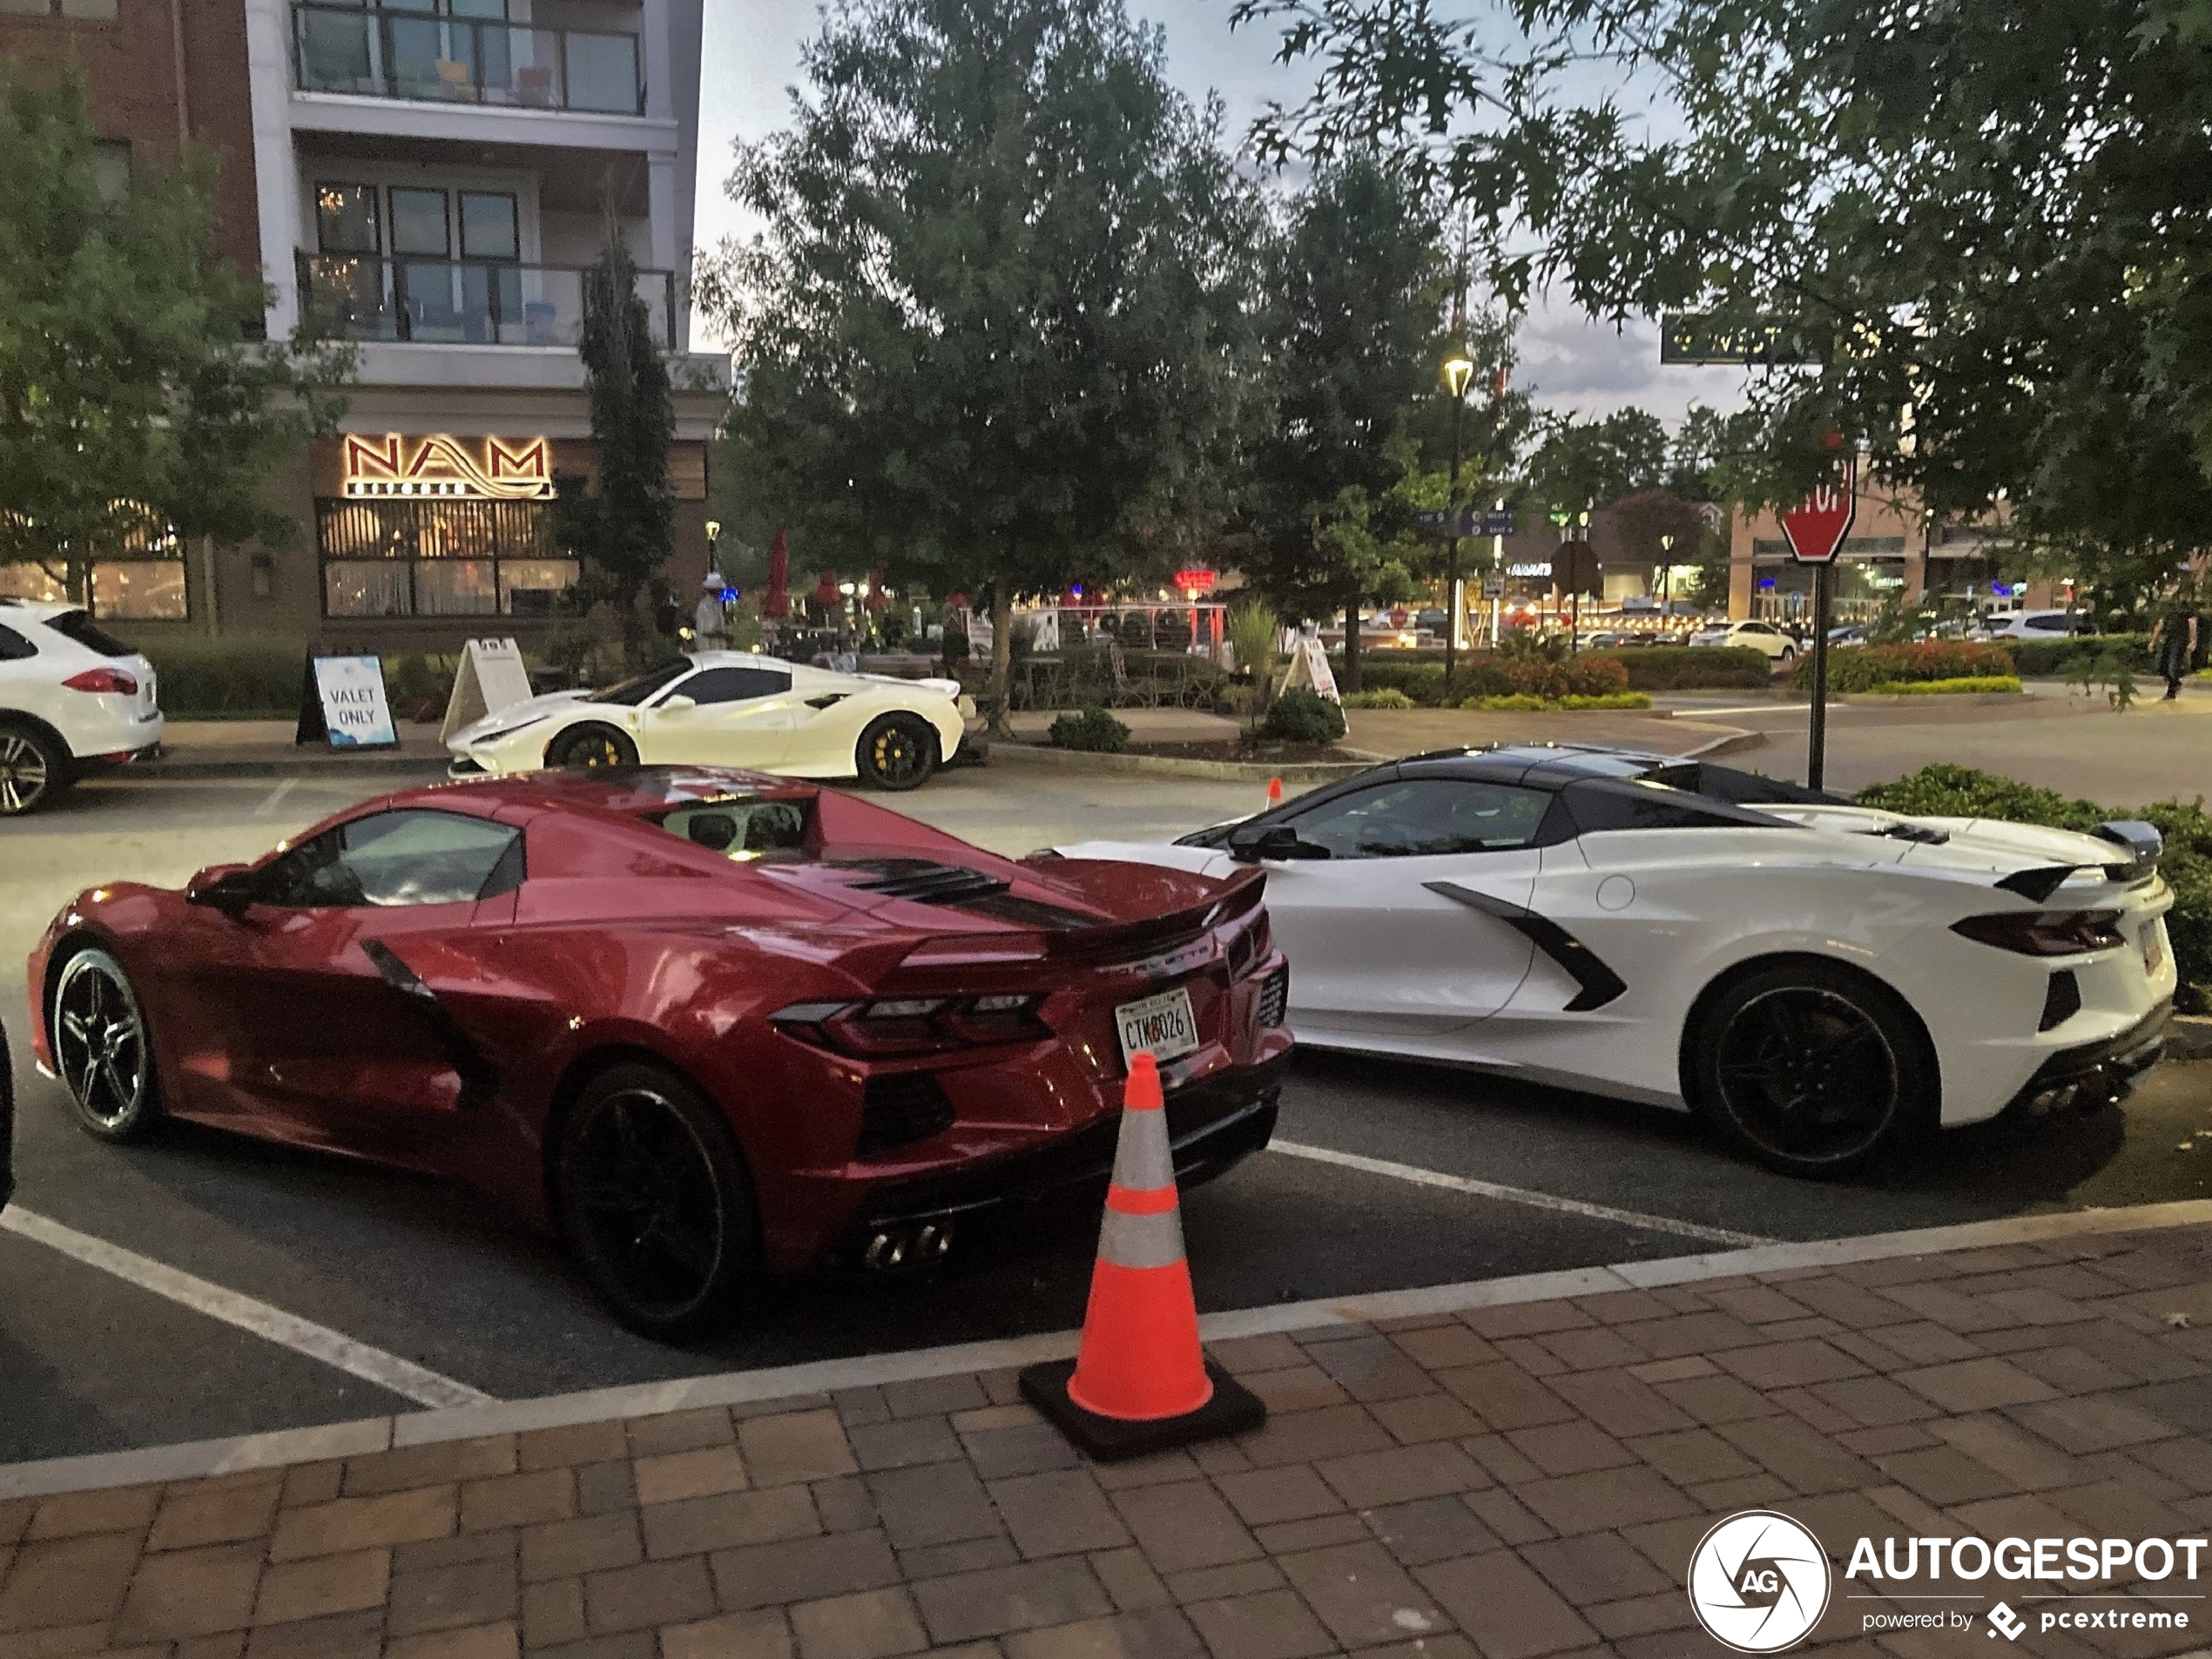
{"left": 1460, "top": 691, "right": 1654, "bottom": 711}
{"left": 1794, "top": 640, "right": 2013, "bottom": 692}
{"left": 1586, "top": 646, "right": 1774, "bottom": 691}
{"left": 1864, "top": 676, "right": 2022, "bottom": 696}
{"left": 1855, "top": 764, "right": 2209, "bottom": 1013}
{"left": 128, "top": 637, "right": 304, "bottom": 717}
{"left": 2000, "top": 634, "right": 2151, "bottom": 678}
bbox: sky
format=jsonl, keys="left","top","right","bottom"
{"left": 690, "top": 0, "right": 1750, "bottom": 428}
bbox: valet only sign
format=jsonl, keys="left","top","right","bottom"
{"left": 297, "top": 655, "right": 399, "bottom": 750}
{"left": 1685, "top": 1508, "right": 2206, "bottom": 1650}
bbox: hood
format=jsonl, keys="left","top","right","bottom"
{"left": 448, "top": 689, "right": 590, "bottom": 749}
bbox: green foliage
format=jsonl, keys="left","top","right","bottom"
{"left": 0, "top": 70, "right": 349, "bottom": 593}
{"left": 1341, "top": 686, "right": 1415, "bottom": 708}
{"left": 1461, "top": 691, "right": 1652, "bottom": 711}
{"left": 1856, "top": 765, "right": 2211, "bottom": 1011}
{"left": 1865, "top": 677, "right": 2023, "bottom": 696}
{"left": 2004, "top": 635, "right": 2150, "bottom": 678}
{"left": 1352, "top": 659, "right": 1448, "bottom": 705}
{"left": 1049, "top": 705, "right": 1131, "bottom": 753}
{"left": 127, "top": 637, "right": 300, "bottom": 717}
{"left": 1260, "top": 686, "right": 1348, "bottom": 743}
{"left": 1793, "top": 642, "right": 2014, "bottom": 692}
{"left": 1458, "top": 651, "right": 1632, "bottom": 701}
{"left": 1586, "top": 646, "right": 1770, "bottom": 691}
{"left": 1525, "top": 411, "right": 1667, "bottom": 522}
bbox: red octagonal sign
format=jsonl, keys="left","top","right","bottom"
{"left": 1779, "top": 459, "right": 1857, "bottom": 564}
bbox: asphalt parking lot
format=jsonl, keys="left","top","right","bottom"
{"left": 2, "top": 764, "right": 2208, "bottom": 1469}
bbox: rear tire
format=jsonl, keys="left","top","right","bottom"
{"left": 0, "top": 722, "right": 69, "bottom": 817}
{"left": 1689, "top": 961, "right": 1932, "bottom": 1177}
{"left": 51, "top": 947, "right": 160, "bottom": 1143}
{"left": 547, "top": 723, "right": 638, "bottom": 771}
{"left": 857, "top": 713, "right": 937, "bottom": 791}
{"left": 553, "top": 1062, "right": 760, "bottom": 1339}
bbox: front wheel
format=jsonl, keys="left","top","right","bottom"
{"left": 1777, "top": 645, "right": 1797, "bottom": 667}
{"left": 52, "top": 948, "right": 161, "bottom": 1143}
{"left": 857, "top": 713, "right": 937, "bottom": 791}
{"left": 554, "top": 1062, "right": 760, "bottom": 1339}
{"left": 1689, "top": 962, "right": 1932, "bottom": 1177}
{"left": 546, "top": 723, "right": 638, "bottom": 771}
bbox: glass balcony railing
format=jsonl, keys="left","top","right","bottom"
{"left": 292, "top": 3, "right": 644, "bottom": 116}
{"left": 297, "top": 253, "right": 677, "bottom": 348}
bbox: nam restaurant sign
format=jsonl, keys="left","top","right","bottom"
{"left": 341, "top": 435, "right": 556, "bottom": 501}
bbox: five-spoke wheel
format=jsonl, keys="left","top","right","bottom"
{"left": 0, "top": 724, "right": 64, "bottom": 818}
{"left": 1691, "top": 962, "right": 1930, "bottom": 1177}
{"left": 52, "top": 948, "right": 159, "bottom": 1142}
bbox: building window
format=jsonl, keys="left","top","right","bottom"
{"left": 0, "top": 0, "right": 121, "bottom": 18}
{"left": 317, "top": 497, "right": 577, "bottom": 618}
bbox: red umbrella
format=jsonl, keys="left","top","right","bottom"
{"left": 946, "top": 590, "right": 969, "bottom": 610}
{"left": 864, "top": 569, "right": 888, "bottom": 612}
{"left": 813, "top": 570, "right": 841, "bottom": 609}
{"left": 763, "top": 529, "right": 790, "bottom": 619}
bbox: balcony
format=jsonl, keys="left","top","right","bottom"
{"left": 292, "top": 3, "right": 644, "bottom": 117}
{"left": 297, "top": 253, "right": 676, "bottom": 348}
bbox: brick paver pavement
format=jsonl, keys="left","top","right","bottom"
{"left": 3, "top": 1225, "right": 2211, "bottom": 1658}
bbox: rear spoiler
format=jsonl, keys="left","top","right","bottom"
{"left": 894, "top": 867, "right": 1268, "bottom": 972}
{"left": 1994, "top": 820, "right": 2162, "bottom": 902}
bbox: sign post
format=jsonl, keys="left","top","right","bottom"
{"left": 1777, "top": 458, "right": 1858, "bottom": 791}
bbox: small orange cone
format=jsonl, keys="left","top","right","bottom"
{"left": 1265, "top": 775, "right": 1284, "bottom": 812}
{"left": 1021, "top": 1052, "right": 1265, "bottom": 1459}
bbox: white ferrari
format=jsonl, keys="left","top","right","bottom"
{"left": 448, "top": 652, "right": 970, "bottom": 791}
{"left": 1052, "top": 745, "right": 2177, "bottom": 1176}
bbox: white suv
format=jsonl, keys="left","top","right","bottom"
{"left": 1688, "top": 617, "right": 1801, "bottom": 664}
{"left": 0, "top": 602, "right": 164, "bottom": 815}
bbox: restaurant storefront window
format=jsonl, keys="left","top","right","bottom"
{"left": 318, "top": 497, "right": 577, "bottom": 617}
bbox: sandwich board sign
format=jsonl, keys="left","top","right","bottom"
{"left": 295, "top": 655, "right": 398, "bottom": 750}
{"left": 440, "top": 637, "right": 536, "bottom": 745}
{"left": 1283, "top": 634, "right": 1340, "bottom": 704}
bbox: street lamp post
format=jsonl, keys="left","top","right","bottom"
{"left": 1441, "top": 353, "right": 1475, "bottom": 685}
{"left": 1658, "top": 532, "right": 1675, "bottom": 618}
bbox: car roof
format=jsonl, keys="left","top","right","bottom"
{"left": 0, "top": 599, "right": 76, "bottom": 624}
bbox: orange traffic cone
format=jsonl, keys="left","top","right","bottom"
{"left": 1021, "top": 1052, "right": 1265, "bottom": 1459}
{"left": 1265, "top": 775, "right": 1284, "bottom": 812}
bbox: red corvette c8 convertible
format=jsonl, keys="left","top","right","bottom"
{"left": 28, "top": 769, "right": 1291, "bottom": 1336}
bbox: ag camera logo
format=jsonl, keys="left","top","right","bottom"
{"left": 1689, "top": 1511, "right": 1832, "bottom": 1652}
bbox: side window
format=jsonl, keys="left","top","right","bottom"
{"left": 1285, "top": 779, "right": 1554, "bottom": 860}
{"left": 0, "top": 624, "right": 35, "bottom": 661}
{"left": 2027, "top": 615, "right": 2071, "bottom": 632}
{"left": 671, "top": 667, "right": 792, "bottom": 705}
{"left": 259, "top": 810, "right": 521, "bottom": 907}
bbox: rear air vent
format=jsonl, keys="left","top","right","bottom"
{"left": 2039, "top": 969, "right": 2082, "bottom": 1032}
{"left": 840, "top": 860, "right": 1012, "bottom": 905}
{"left": 857, "top": 1071, "right": 956, "bottom": 1158}
{"left": 1256, "top": 966, "right": 1290, "bottom": 1029}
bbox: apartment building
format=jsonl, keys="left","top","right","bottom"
{"left": 1, "top": 0, "right": 730, "bottom": 644}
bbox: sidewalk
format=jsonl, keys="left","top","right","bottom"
{"left": 135, "top": 722, "right": 451, "bottom": 781}
{"left": 2, "top": 1208, "right": 2209, "bottom": 1658}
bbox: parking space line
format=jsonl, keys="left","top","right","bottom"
{"left": 1268, "top": 1139, "right": 1775, "bottom": 1247}
{"left": 253, "top": 779, "right": 300, "bottom": 819}
{"left": 0, "top": 1206, "right": 494, "bottom": 1411}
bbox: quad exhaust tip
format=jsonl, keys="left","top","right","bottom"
{"left": 863, "top": 1222, "right": 954, "bottom": 1271}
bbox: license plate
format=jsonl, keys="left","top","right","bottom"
{"left": 1116, "top": 986, "right": 1199, "bottom": 1069}
{"left": 2144, "top": 921, "right": 2167, "bottom": 978}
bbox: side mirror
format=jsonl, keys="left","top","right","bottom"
{"left": 658, "top": 695, "right": 698, "bottom": 715}
{"left": 185, "top": 863, "right": 256, "bottom": 917}
{"left": 1229, "top": 824, "right": 1305, "bottom": 863}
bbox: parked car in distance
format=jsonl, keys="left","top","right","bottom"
{"left": 1983, "top": 610, "right": 2092, "bottom": 640}
{"left": 1686, "top": 617, "right": 1800, "bottom": 664}
{"left": 0, "top": 601, "right": 164, "bottom": 816}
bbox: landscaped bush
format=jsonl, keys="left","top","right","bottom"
{"left": 1260, "top": 686, "right": 1348, "bottom": 743}
{"left": 1794, "top": 640, "right": 2013, "bottom": 692}
{"left": 2003, "top": 634, "right": 2149, "bottom": 678}
{"left": 1352, "top": 659, "right": 1448, "bottom": 705}
{"left": 1460, "top": 691, "right": 1654, "bottom": 711}
{"left": 1454, "top": 651, "right": 1632, "bottom": 702}
{"left": 1865, "top": 676, "right": 2023, "bottom": 696}
{"left": 1341, "top": 687, "right": 1415, "bottom": 709}
{"left": 125, "top": 636, "right": 304, "bottom": 717}
{"left": 1587, "top": 646, "right": 1772, "bottom": 691}
{"left": 1049, "top": 705, "right": 1130, "bottom": 753}
{"left": 1855, "top": 764, "right": 2211, "bottom": 1013}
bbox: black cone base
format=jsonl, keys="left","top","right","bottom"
{"left": 1020, "top": 1356, "right": 1265, "bottom": 1462}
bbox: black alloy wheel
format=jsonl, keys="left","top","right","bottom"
{"left": 0, "top": 725, "right": 64, "bottom": 817}
{"left": 857, "top": 713, "right": 936, "bottom": 792}
{"left": 555, "top": 1063, "right": 759, "bottom": 1338}
{"left": 1693, "top": 963, "right": 1928, "bottom": 1177}
{"left": 549, "top": 723, "right": 638, "bottom": 771}
{"left": 52, "top": 948, "right": 160, "bottom": 1142}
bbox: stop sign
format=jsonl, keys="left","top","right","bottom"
{"left": 1780, "top": 460, "right": 1857, "bottom": 564}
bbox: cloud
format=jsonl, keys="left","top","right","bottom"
{"left": 1514, "top": 307, "right": 1750, "bottom": 424}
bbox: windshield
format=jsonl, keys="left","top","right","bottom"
{"left": 588, "top": 662, "right": 692, "bottom": 705}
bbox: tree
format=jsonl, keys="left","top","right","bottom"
{"left": 1523, "top": 408, "right": 1667, "bottom": 523}
{"left": 703, "top": 0, "right": 1264, "bottom": 725}
{"left": 0, "top": 70, "right": 347, "bottom": 605}
{"left": 552, "top": 229, "right": 676, "bottom": 670}
{"left": 1233, "top": 0, "right": 2212, "bottom": 590}
{"left": 1242, "top": 155, "right": 1448, "bottom": 690}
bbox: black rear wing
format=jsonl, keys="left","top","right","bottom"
{"left": 894, "top": 867, "right": 1268, "bottom": 973}
{"left": 1995, "top": 820, "right": 2162, "bottom": 902}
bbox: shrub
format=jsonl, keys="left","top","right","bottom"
{"left": 1260, "top": 686, "right": 1347, "bottom": 743}
{"left": 1856, "top": 764, "right": 2210, "bottom": 1013}
{"left": 1460, "top": 691, "right": 1653, "bottom": 711}
{"left": 1588, "top": 646, "right": 1771, "bottom": 691}
{"left": 1048, "top": 705, "right": 1130, "bottom": 753}
{"left": 1795, "top": 640, "right": 2012, "bottom": 692}
{"left": 2005, "top": 634, "right": 2148, "bottom": 678}
{"left": 1461, "top": 693, "right": 1548, "bottom": 711}
{"left": 1563, "top": 655, "right": 1631, "bottom": 698}
{"left": 1865, "top": 676, "right": 2022, "bottom": 696}
{"left": 1354, "top": 659, "right": 1448, "bottom": 705}
{"left": 1342, "top": 687, "right": 1415, "bottom": 709}
{"left": 127, "top": 636, "right": 305, "bottom": 717}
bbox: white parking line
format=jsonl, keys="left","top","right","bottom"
{"left": 0, "top": 1206, "right": 494, "bottom": 1411}
{"left": 253, "top": 779, "right": 300, "bottom": 819}
{"left": 1268, "top": 1140, "right": 1775, "bottom": 1247}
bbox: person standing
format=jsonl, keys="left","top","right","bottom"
{"left": 2148, "top": 583, "right": 2200, "bottom": 701}
{"left": 694, "top": 574, "right": 731, "bottom": 650}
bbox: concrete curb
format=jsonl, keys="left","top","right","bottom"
{"left": 2167, "top": 1014, "right": 2212, "bottom": 1061}
{"left": 121, "top": 755, "right": 451, "bottom": 782}
{"left": 3, "top": 1197, "right": 2208, "bottom": 1501}
{"left": 986, "top": 744, "right": 1372, "bottom": 785}
{"left": 1830, "top": 691, "right": 2027, "bottom": 707}
{"left": 1680, "top": 725, "right": 1766, "bottom": 760}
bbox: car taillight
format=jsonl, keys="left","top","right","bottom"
{"left": 62, "top": 668, "right": 138, "bottom": 697}
{"left": 1952, "top": 909, "right": 2126, "bottom": 956}
{"left": 772, "top": 993, "right": 1052, "bottom": 1055}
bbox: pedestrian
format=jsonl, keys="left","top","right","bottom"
{"left": 2148, "top": 583, "right": 2200, "bottom": 701}
{"left": 694, "top": 573, "right": 730, "bottom": 651}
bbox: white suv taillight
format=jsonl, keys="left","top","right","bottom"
{"left": 62, "top": 668, "right": 138, "bottom": 697}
